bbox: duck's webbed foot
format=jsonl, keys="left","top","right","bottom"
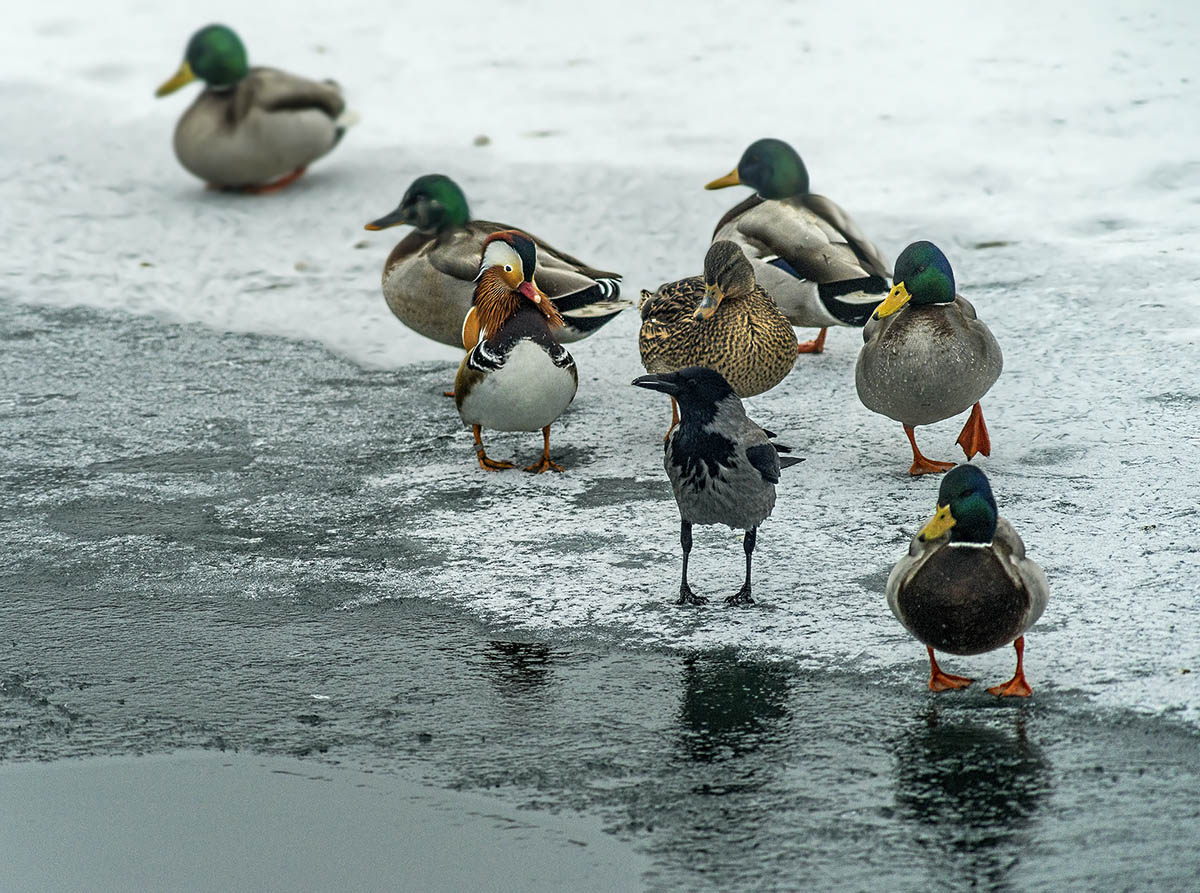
{"left": 796, "top": 327, "right": 828, "bottom": 354}
{"left": 524, "top": 425, "right": 565, "bottom": 473}
{"left": 524, "top": 454, "right": 564, "bottom": 474}
{"left": 677, "top": 584, "right": 708, "bottom": 606}
{"left": 477, "top": 454, "right": 516, "bottom": 471}
{"left": 987, "top": 636, "right": 1032, "bottom": 697}
{"left": 956, "top": 402, "right": 992, "bottom": 460}
{"left": 929, "top": 669, "right": 974, "bottom": 691}
{"left": 927, "top": 647, "right": 973, "bottom": 691}
{"left": 473, "top": 424, "right": 515, "bottom": 471}
{"left": 905, "top": 425, "right": 956, "bottom": 476}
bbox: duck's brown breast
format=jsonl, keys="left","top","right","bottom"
{"left": 897, "top": 545, "right": 1031, "bottom": 655}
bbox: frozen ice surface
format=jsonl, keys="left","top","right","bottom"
{"left": 1, "top": 1, "right": 1198, "bottom": 727}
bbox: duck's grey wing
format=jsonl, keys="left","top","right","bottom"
{"left": 994, "top": 518, "right": 1049, "bottom": 629}
{"left": 243, "top": 66, "right": 345, "bottom": 118}
{"left": 800, "top": 194, "right": 892, "bottom": 281}
{"left": 425, "top": 224, "right": 493, "bottom": 282}
{"left": 731, "top": 195, "right": 890, "bottom": 285}
{"left": 885, "top": 532, "right": 943, "bottom": 621}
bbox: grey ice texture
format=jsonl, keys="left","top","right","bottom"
{"left": 1, "top": 0, "right": 1198, "bottom": 726}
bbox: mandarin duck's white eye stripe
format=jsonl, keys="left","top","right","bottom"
{"left": 480, "top": 240, "right": 524, "bottom": 279}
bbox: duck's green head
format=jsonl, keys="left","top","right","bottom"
{"left": 364, "top": 174, "right": 471, "bottom": 235}
{"left": 873, "top": 240, "right": 956, "bottom": 319}
{"left": 705, "top": 138, "right": 810, "bottom": 200}
{"left": 918, "top": 464, "right": 998, "bottom": 544}
{"left": 155, "top": 25, "right": 248, "bottom": 97}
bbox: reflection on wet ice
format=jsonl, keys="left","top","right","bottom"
{"left": 893, "top": 706, "right": 1050, "bottom": 888}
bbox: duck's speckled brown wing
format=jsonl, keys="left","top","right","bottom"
{"left": 637, "top": 276, "right": 705, "bottom": 374}
{"left": 638, "top": 278, "right": 796, "bottom": 398}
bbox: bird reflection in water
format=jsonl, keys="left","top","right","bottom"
{"left": 893, "top": 706, "right": 1050, "bottom": 888}
{"left": 678, "top": 649, "right": 793, "bottom": 765}
{"left": 483, "top": 640, "right": 556, "bottom": 696}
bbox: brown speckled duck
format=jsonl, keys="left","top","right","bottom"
{"left": 639, "top": 241, "right": 797, "bottom": 428}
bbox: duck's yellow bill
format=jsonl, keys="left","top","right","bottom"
{"left": 155, "top": 61, "right": 196, "bottom": 97}
{"left": 704, "top": 169, "right": 741, "bottom": 190}
{"left": 694, "top": 284, "right": 722, "bottom": 320}
{"left": 872, "top": 281, "right": 912, "bottom": 319}
{"left": 918, "top": 504, "right": 956, "bottom": 542}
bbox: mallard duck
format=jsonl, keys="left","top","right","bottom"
{"left": 632, "top": 367, "right": 802, "bottom": 606}
{"left": 639, "top": 241, "right": 797, "bottom": 428}
{"left": 454, "top": 230, "right": 578, "bottom": 473}
{"left": 887, "top": 464, "right": 1048, "bottom": 696}
{"left": 365, "top": 174, "right": 627, "bottom": 349}
{"left": 856, "top": 240, "right": 1003, "bottom": 476}
{"left": 705, "top": 138, "right": 892, "bottom": 354}
{"left": 155, "top": 24, "right": 352, "bottom": 191}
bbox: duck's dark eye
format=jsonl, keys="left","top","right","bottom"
{"left": 504, "top": 265, "right": 513, "bottom": 273}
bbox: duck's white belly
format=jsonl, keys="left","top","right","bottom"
{"left": 174, "top": 106, "right": 338, "bottom": 187}
{"left": 459, "top": 341, "right": 577, "bottom": 432}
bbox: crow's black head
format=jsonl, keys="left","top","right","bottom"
{"left": 632, "top": 366, "right": 737, "bottom": 411}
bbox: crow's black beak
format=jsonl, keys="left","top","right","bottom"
{"left": 631, "top": 374, "right": 681, "bottom": 396}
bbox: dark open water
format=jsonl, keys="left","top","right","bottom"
{"left": 3, "top": 301, "right": 1199, "bottom": 890}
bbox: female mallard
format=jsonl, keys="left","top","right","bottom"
{"left": 705, "top": 138, "right": 892, "bottom": 354}
{"left": 455, "top": 231, "right": 578, "bottom": 473}
{"left": 365, "top": 174, "right": 626, "bottom": 349}
{"left": 856, "top": 240, "right": 1003, "bottom": 476}
{"left": 887, "top": 464, "right": 1048, "bottom": 696}
{"left": 638, "top": 241, "right": 797, "bottom": 420}
{"left": 155, "top": 24, "right": 352, "bottom": 191}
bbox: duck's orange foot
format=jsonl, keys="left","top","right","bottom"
{"left": 909, "top": 455, "right": 957, "bottom": 476}
{"left": 476, "top": 453, "right": 515, "bottom": 471}
{"left": 796, "top": 327, "right": 828, "bottom": 354}
{"left": 238, "top": 166, "right": 309, "bottom": 195}
{"left": 442, "top": 391, "right": 456, "bottom": 398}
{"left": 927, "top": 647, "right": 973, "bottom": 691}
{"left": 956, "top": 402, "right": 992, "bottom": 460}
{"left": 904, "top": 424, "right": 956, "bottom": 476}
{"left": 523, "top": 455, "right": 565, "bottom": 474}
{"left": 929, "top": 670, "right": 974, "bottom": 692}
{"left": 988, "top": 676, "right": 1033, "bottom": 697}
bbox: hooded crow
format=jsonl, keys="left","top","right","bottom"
{"left": 632, "top": 366, "right": 802, "bottom": 605}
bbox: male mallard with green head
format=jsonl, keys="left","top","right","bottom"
{"left": 856, "top": 240, "right": 1003, "bottom": 475}
{"left": 155, "top": 24, "right": 353, "bottom": 191}
{"left": 639, "top": 241, "right": 797, "bottom": 431}
{"left": 887, "top": 465, "right": 1048, "bottom": 696}
{"left": 365, "top": 175, "right": 627, "bottom": 349}
{"left": 455, "top": 231, "right": 578, "bottom": 473}
{"left": 705, "top": 138, "right": 892, "bottom": 354}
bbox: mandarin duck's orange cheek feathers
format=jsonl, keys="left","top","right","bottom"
{"left": 478, "top": 230, "right": 535, "bottom": 290}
